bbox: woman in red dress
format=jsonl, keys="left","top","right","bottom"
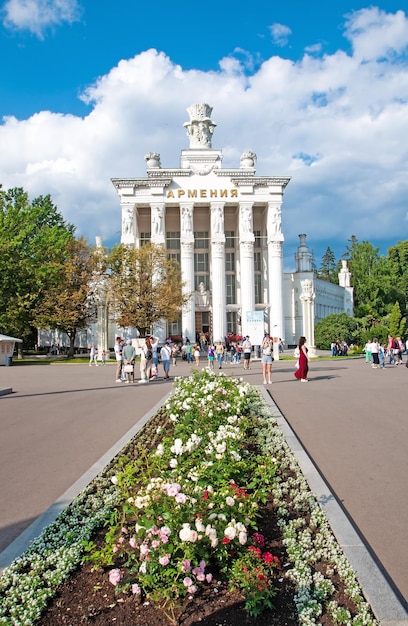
{"left": 294, "top": 336, "right": 310, "bottom": 382}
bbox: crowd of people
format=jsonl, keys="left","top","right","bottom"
{"left": 363, "top": 335, "right": 407, "bottom": 369}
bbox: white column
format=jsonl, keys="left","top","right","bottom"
{"left": 300, "top": 279, "right": 317, "bottom": 357}
{"left": 267, "top": 202, "right": 285, "bottom": 353}
{"left": 210, "top": 202, "right": 226, "bottom": 341}
{"left": 239, "top": 202, "right": 255, "bottom": 337}
{"left": 180, "top": 204, "right": 195, "bottom": 342}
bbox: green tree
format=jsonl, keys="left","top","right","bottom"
{"left": 387, "top": 241, "right": 408, "bottom": 311}
{"left": 34, "top": 237, "right": 103, "bottom": 357}
{"left": 106, "top": 243, "right": 189, "bottom": 335}
{"left": 388, "top": 301, "right": 407, "bottom": 339}
{"left": 0, "top": 187, "right": 75, "bottom": 352}
{"left": 342, "top": 237, "right": 390, "bottom": 318}
{"left": 314, "top": 313, "right": 361, "bottom": 350}
{"left": 316, "top": 246, "right": 337, "bottom": 283}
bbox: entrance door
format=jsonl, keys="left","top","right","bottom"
{"left": 195, "top": 312, "right": 211, "bottom": 341}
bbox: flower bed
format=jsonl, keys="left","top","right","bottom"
{"left": 0, "top": 370, "right": 378, "bottom": 625}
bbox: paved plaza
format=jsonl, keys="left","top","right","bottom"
{"left": 0, "top": 355, "right": 407, "bottom": 614}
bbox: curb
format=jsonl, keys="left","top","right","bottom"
{"left": 259, "top": 386, "right": 408, "bottom": 625}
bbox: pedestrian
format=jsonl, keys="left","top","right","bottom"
{"left": 122, "top": 339, "right": 136, "bottom": 383}
{"left": 261, "top": 335, "right": 273, "bottom": 384}
{"left": 379, "top": 344, "right": 386, "bottom": 368}
{"left": 150, "top": 336, "right": 160, "bottom": 379}
{"left": 171, "top": 343, "right": 179, "bottom": 366}
{"left": 242, "top": 335, "right": 252, "bottom": 370}
{"left": 207, "top": 343, "right": 215, "bottom": 370}
{"left": 387, "top": 335, "right": 395, "bottom": 365}
{"left": 215, "top": 341, "right": 224, "bottom": 369}
{"left": 194, "top": 344, "right": 201, "bottom": 366}
{"left": 294, "top": 336, "right": 310, "bottom": 382}
{"left": 160, "top": 341, "right": 172, "bottom": 379}
{"left": 100, "top": 349, "right": 106, "bottom": 365}
{"left": 185, "top": 340, "right": 193, "bottom": 363}
{"left": 370, "top": 338, "right": 380, "bottom": 369}
{"left": 89, "top": 344, "right": 98, "bottom": 366}
{"left": 114, "top": 337, "right": 123, "bottom": 383}
{"left": 364, "top": 340, "right": 372, "bottom": 364}
{"left": 138, "top": 337, "right": 153, "bottom": 383}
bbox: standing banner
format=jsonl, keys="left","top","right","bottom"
{"left": 245, "top": 311, "right": 264, "bottom": 346}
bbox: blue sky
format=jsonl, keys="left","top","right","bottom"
{"left": 0, "top": 0, "right": 407, "bottom": 269}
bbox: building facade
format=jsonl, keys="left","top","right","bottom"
{"left": 111, "top": 104, "right": 291, "bottom": 345}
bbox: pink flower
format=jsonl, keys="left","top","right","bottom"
{"left": 196, "top": 572, "right": 205, "bottom": 581}
{"left": 129, "top": 537, "right": 137, "bottom": 549}
{"left": 182, "top": 559, "right": 191, "bottom": 572}
{"left": 188, "top": 585, "right": 197, "bottom": 594}
{"left": 108, "top": 568, "right": 123, "bottom": 586}
{"left": 183, "top": 577, "right": 193, "bottom": 587}
{"left": 166, "top": 482, "right": 181, "bottom": 496}
{"left": 175, "top": 492, "right": 187, "bottom": 504}
{"left": 151, "top": 540, "right": 160, "bottom": 548}
{"left": 206, "top": 573, "right": 213, "bottom": 583}
{"left": 159, "top": 554, "right": 171, "bottom": 566}
{"left": 253, "top": 532, "right": 265, "bottom": 547}
{"left": 140, "top": 544, "right": 150, "bottom": 556}
{"left": 131, "top": 583, "right": 141, "bottom": 595}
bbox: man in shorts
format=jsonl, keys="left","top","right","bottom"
{"left": 242, "top": 335, "right": 252, "bottom": 370}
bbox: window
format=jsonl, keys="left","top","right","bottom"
{"left": 225, "top": 252, "right": 235, "bottom": 272}
{"left": 168, "top": 252, "right": 180, "bottom": 264}
{"left": 226, "top": 274, "right": 236, "bottom": 305}
{"left": 225, "top": 230, "right": 235, "bottom": 248}
{"left": 194, "top": 253, "right": 209, "bottom": 273}
{"left": 166, "top": 231, "right": 180, "bottom": 250}
{"left": 254, "top": 252, "right": 262, "bottom": 272}
{"left": 227, "top": 311, "right": 237, "bottom": 334}
{"left": 254, "top": 230, "right": 262, "bottom": 248}
{"left": 140, "top": 232, "right": 151, "bottom": 246}
{"left": 194, "top": 231, "right": 209, "bottom": 249}
{"left": 255, "top": 274, "right": 262, "bottom": 304}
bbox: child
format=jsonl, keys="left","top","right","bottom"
{"left": 100, "top": 349, "right": 106, "bottom": 365}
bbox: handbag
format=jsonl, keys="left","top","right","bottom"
{"left": 124, "top": 364, "right": 134, "bottom": 373}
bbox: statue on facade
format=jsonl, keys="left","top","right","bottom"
{"left": 241, "top": 206, "right": 252, "bottom": 233}
{"left": 122, "top": 207, "right": 134, "bottom": 235}
{"left": 152, "top": 206, "right": 163, "bottom": 235}
{"left": 195, "top": 282, "right": 210, "bottom": 306}
{"left": 184, "top": 104, "right": 216, "bottom": 149}
{"left": 271, "top": 206, "right": 282, "bottom": 236}
{"left": 212, "top": 206, "right": 223, "bottom": 234}
{"left": 181, "top": 206, "right": 193, "bottom": 232}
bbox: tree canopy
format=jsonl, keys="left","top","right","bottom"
{"left": 0, "top": 186, "right": 75, "bottom": 348}
{"left": 106, "top": 243, "right": 189, "bottom": 335}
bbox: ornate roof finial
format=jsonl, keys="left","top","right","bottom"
{"left": 184, "top": 104, "right": 216, "bottom": 149}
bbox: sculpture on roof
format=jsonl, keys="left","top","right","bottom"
{"left": 184, "top": 104, "right": 216, "bottom": 149}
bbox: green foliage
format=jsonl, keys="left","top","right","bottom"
{"left": 389, "top": 301, "right": 407, "bottom": 339}
{"left": 387, "top": 241, "right": 408, "bottom": 310}
{"left": 106, "top": 243, "right": 189, "bottom": 333}
{"left": 0, "top": 186, "right": 75, "bottom": 347}
{"left": 316, "top": 246, "right": 338, "bottom": 283}
{"left": 314, "top": 313, "right": 361, "bottom": 350}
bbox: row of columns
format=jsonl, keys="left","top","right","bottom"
{"left": 122, "top": 200, "right": 284, "bottom": 342}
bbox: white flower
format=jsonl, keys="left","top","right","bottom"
{"left": 225, "top": 496, "right": 235, "bottom": 506}
{"left": 156, "top": 444, "right": 165, "bottom": 456}
{"left": 111, "top": 476, "right": 118, "bottom": 485}
{"left": 238, "top": 531, "right": 248, "bottom": 545}
{"left": 224, "top": 526, "right": 237, "bottom": 540}
{"left": 195, "top": 518, "right": 206, "bottom": 532}
{"left": 169, "top": 458, "right": 178, "bottom": 468}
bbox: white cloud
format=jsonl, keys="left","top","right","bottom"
{"left": 2, "top": 0, "right": 81, "bottom": 37}
{"left": 269, "top": 22, "right": 292, "bottom": 47}
{"left": 1, "top": 9, "right": 408, "bottom": 264}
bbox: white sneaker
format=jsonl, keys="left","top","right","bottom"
{"left": 301, "top": 378, "right": 308, "bottom": 382}
{"left": 138, "top": 379, "right": 147, "bottom": 384}
{"left": 116, "top": 379, "right": 122, "bottom": 383}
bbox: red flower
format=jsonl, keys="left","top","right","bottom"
{"left": 222, "top": 537, "right": 231, "bottom": 544}
{"left": 203, "top": 491, "right": 209, "bottom": 500}
{"left": 262, "top": 552, "right": 280, "bottom": 567}
{"left": 248, "top": 545, "right": 261, "bottom": 558}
